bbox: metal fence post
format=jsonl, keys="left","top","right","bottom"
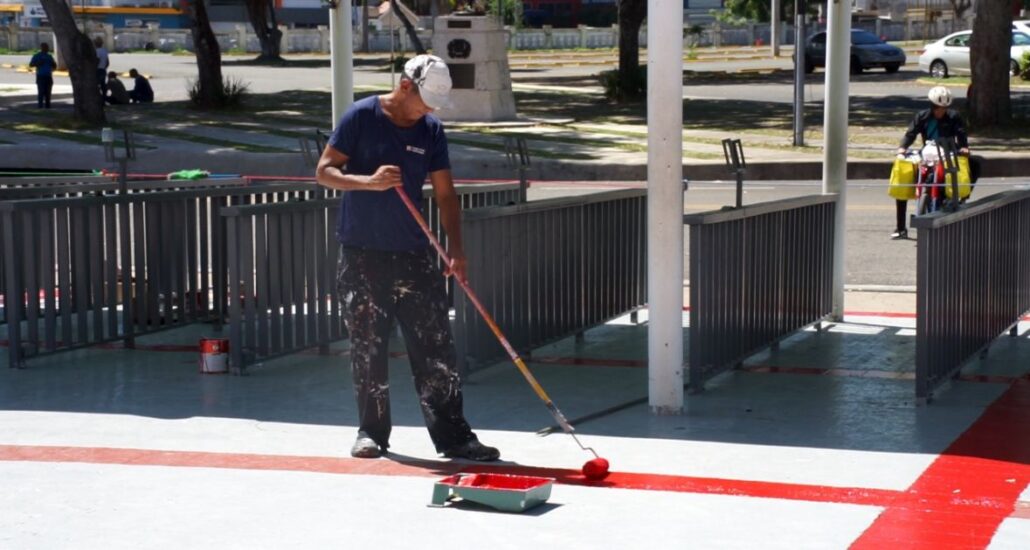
{"left": 504, "top": 136, "right": 531, "bottom": 204}
{"left": 722, "top": 138, "right": 746, "bottom": 208}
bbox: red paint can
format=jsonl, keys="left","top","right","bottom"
{"left": 198, "top": 338, "right": 229, "bottom": 374}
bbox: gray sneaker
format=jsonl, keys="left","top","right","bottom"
{"left": 442, "top": 439, "right": 500, "bottom": 462}
{"left": 350, "top": 435, "right": 382, "bottom": 458}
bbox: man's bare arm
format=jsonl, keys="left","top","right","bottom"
{"left": 429, "top": 169, "right": 466, "bottom": 281}
{"left": 315, "top": 145, "right": 402, "bottom": 191}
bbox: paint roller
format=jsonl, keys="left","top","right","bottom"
{"left": 395, "top": 187, "right": 610, "bottom": 481}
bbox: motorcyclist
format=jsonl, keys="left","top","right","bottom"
{"left": 891, "top": 86, "right": 970, "bottom": 240}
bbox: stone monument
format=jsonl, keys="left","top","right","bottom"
{"left": 431, "top": 15, "right": 517, "bottom": 121}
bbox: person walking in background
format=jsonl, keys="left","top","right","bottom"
{"left": 94, "top": 37, "right": 109, "bottom": 98}
{"left": 105, "top": 72, "right": 130, "bottom": 105}
{"left": 28, "top": 42, "right": 56, "bottom": 109}
{"left": 128, "top": 69, "right": 154, "bottom": 103}
{"left": 315, "top": 54, "right": 500, "bottom": 462}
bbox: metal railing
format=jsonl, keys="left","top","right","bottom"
{"left": 0, "top": 177, "right": 250, "bottom": 201}
{"left": 0, "top": 175, "right": 113, "bottom": 188}
{"left": 912, "top": 190, "right": 1030, "bottom": 403}
{"left": 221, "top": 183, "right": 521, "bottom": 372}
{"left": 684, "top": 194, "right": 837, "bottom": 389}
{"left": 0, "top": 177, "right": 250, "bottom": 326}
{"left": 455, "top": 189, "right": 647, "bottom": 372}
{"left": 1, "top": 182, "right": 324, "bottom": 368}
{"left": 224, "top": 197, "right": 342, "bottom": 372}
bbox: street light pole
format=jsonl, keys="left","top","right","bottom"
{"left": 792, "top": 0, "right": 806, "bottom": 146}
{"left": 646, "top": 0, "right": 684, "bottom": 415}
{"left": 328, "top": 0, "right": 354, "bottom": 128}
{"left": 822, "top": 0, "right": 852, "bottom": 321}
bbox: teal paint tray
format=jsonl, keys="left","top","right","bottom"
{"left": 430, "top": 473, "right": 554, "bottom": 513}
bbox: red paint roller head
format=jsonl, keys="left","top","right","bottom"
{"left": 582, "top": 457, "right": 610, "bottom": 481}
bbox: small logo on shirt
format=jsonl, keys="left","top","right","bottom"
{"left": 406, "top": 145, "right": 426, "bottom": 155}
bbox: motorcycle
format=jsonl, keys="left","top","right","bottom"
{"left": 897, "top": 140, "right": 966, "bottom": 216}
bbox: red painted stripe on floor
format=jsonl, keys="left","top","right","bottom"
{"left": 0, "top": 444, "right": 898, "bottom": 507}
{"left": 850, "top": 379, "right": 1030, "bottom": 549}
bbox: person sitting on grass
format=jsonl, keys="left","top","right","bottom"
{"left": 105, "top": 72, "right": 130, "bottom": 105}
{"left": 128, "top": 68, "right": 154, "bottom": 104}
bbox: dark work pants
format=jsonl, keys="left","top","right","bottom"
{"left": 36, "top": 74, "right": 52, "bottom": 108}
{"left": 336, "top": 246, "right": 474, "bottom": 453}
{"left": 895, "top": 199, "right": 907, "bottom": 232}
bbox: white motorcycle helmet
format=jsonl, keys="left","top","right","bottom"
{"left": 928, "top": 86, "right": 952, "bottom": 107}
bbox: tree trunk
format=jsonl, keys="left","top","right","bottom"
{"left": 361, "top": 0, "right": 369, "bottom": 52}
{"left": 617, "top": 0, "right": 647, "bottom": 100}
{"left": 38, "top": 0, "right": 105, "bottom": 124}
{"left": 245, "top": 0, "right": 283, "bottom": 62}
{"left": 392, "top": 0, "right": 427, "bottom": 55}
{"left": 185, "top": 0, "right": 224, "bottom": 108}
{"left": 969, "top": 0, "right": 1012, "bottom": 127}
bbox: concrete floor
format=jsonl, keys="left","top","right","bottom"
{"left": 2, "top": 309, "right": 1029, "bottom": 549}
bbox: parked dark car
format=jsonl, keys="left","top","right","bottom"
{"left": 803, "top": 29, "right": 906, "bottom": 74}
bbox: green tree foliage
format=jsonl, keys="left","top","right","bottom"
{"left": 718, "top": 0, "right": 811, "bottom": 23}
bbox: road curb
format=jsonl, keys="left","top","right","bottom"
{"left": 3, "top": 144, "right": 1028, "bottom": 182}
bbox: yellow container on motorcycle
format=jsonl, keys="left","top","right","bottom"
{"left": 943, "top": 156, "right": 972, "bottom": 199}
{"left": 888, "top": 158, "right": 917, "bottom": 200}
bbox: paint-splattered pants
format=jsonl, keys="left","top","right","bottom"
{"left": 336, "top": 246, "right": 475, "bottom": 452}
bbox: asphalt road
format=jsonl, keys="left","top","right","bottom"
{"left": 3, "top": 51, "right": 1005, "bottom": 105}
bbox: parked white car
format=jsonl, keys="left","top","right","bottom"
{"left": 918, "top": 30, "right": 1030, "bottom": 77}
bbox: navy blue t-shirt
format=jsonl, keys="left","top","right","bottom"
{"left": 328, "top": 95, "right": 450, "bottom": 251}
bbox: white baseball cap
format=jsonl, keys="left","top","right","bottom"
{"left": 403, "top": 54, "right": 452, "bottom": 110}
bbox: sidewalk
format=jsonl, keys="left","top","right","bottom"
{"left": 2, "top": 301, "right": 1028, "bottom": 548}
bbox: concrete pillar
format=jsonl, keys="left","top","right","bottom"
{"left": 280, "top": 25, "right": 290, "bottom": 54}
{"left": 51, "top": 32, "right": 67, "bottom": 71}
{"left": 821, "top": 0, "right": 851, "bottom": 321}
{"left": 102, "top": 23, "right": 114, "bottom": 50}
{"left": 713, "top": 21, "right": 722, "bottom": 48}
{"left": 330, "top": 1, "right": 354, "bottom": 127}
{"left": 235, "top": 24, "right": 247, "bottom": 52}
{"left": 611, "top": 23, "right": 618, "bottom": 48}
{"left": 318, "top": 25, "right": 330, "bottom": 54}
{"left": 646, "top": 0, "right": 684, "bottom": 415}
{"left": 579, "top": 24, "right": 587, "bottom": 49}
{"left": 771, "top": 0, "right": 781, "bottom": 56}
{"left": 543, "top": 25, "right": 553, "bottom": 49}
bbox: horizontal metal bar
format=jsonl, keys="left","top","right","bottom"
{"left": 462, "top": 188, "right": 646, "bottom": 221}
{"left": 911, "top": 189, "right": 1030, "bottom": 229}
{"left": 683, "top": 193, "right": 838, "bottom": 225}
{"left": 0, "top": 175, "right": 113, "bottom": 187}
{"left": 0, "top": 182, "right": 320, "bottom": 212}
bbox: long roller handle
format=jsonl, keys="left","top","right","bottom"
{"left": 394, "top": 187, "right": 576, "bottom": 435}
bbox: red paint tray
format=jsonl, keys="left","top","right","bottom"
{"left": 430, "top": 473, "right": 554, "bottom": 513}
